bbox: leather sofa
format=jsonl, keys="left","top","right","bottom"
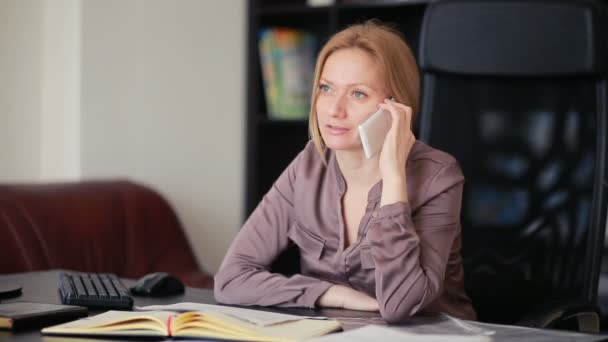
{"left": 0, "top": 180, "right": 213, "bottom": 289}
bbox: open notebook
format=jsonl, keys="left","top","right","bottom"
{"left": 41, "top": 306, "right": 341, "bottom": 342}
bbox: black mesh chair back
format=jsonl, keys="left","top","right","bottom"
{"left": 418, "top": 0, "right": 608, "bottom": 325}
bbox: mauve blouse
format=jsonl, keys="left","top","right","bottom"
{"left": 214, "top": 140, "right": 477, "bottom": 323}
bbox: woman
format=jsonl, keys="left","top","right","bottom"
{"left": 214, "top": 20, "right": 476, "bottom": 323}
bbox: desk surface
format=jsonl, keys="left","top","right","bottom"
{"left": 1, "top": 270, "right": 605, "bottom": 342}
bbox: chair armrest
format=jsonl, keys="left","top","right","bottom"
{"left": 518, "top": 300, "right": 601, "bottom": 333}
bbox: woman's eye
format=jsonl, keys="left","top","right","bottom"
{"left": 353, "top": 90, "right": 367, "bottom": 99}
{"left": 319, "top": 84, "right": 331, "bottom": 93}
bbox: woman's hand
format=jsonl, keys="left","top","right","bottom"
{"left": 377, "top": 98, "right": 415, "bottom": 206}
{"left": 316, "top": 285, "right": 380, "bottom": 311}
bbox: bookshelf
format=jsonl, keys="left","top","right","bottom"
{"left": 245, "top": 0, "right": 431, "bottom": 218}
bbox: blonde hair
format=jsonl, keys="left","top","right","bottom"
{"left": 308, "top": 20, "right": 420, "bottom": 161}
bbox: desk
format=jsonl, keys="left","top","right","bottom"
{"left": 1, "top": 270, "right": 605, "bottom": 342}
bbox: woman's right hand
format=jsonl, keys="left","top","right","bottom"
{"left": 316, "top": 285, "right": 380, "bottom": 311}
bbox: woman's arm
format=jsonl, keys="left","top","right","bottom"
{"left": 370, "top": 99, "right": 464, "bottom": 322}
{"left": 214, "top": 153, "right": 333, "bottom": 308}
{"left": 370, "top": 163, "right": 464, "bottom": 322}
{"left": 316, "top": 284, "right": 379, "bottom": 311}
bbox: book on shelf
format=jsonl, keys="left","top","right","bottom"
{"left": 259, "top": 27, "right": 317, "bottom": 120}
{"left": 42, "top": 302, "right": 342, "bottom": 342}
{"left": 307, "top": 0, "right": 335, "bottom": 7}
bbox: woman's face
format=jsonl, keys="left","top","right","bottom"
{"left": 315, "top": 48, "right": 387, "bottom": 153}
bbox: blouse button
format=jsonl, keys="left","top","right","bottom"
{"left": 371, "top": 211, "right": 378, "bottom": 218}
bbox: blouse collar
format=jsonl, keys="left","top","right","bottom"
{"left": 328, "top": 149, "right": 383, "bottom": 203}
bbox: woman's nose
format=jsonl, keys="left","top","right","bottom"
{"left": 328, "top": 93, "right": 347, "bottom": 118}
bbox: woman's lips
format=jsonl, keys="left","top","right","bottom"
{"left": 326, "top": 124, "right": 350, "bottom": 135}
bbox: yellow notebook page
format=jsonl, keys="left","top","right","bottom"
{"left": 172, "top": 311, "right": 341, "bottom": 342}
{"left": 42, "top": 310, "right": 173, "bottom": 336}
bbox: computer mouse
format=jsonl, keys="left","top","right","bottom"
{"left": 130, "top": 272, "right": 185, "bottom": 297}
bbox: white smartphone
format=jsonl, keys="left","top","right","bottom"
{"left": 358, "top": 108, "right": 391, "bottom": 159}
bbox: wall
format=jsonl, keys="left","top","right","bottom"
{"left": 0, "top": 0, "right": 246, "bottom": 273}
{"left": 40, "top": 0, "right": 81, "bottom": 179}
{"left": 0, "top": 0, "right": 43, "bottom": 180}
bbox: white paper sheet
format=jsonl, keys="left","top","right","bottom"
{"left": 305, "top": 325, "right": 493, "bottom": 342}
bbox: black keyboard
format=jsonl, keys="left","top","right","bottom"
{"left": 59, "top": 272, "right": 133, "bottom": 310}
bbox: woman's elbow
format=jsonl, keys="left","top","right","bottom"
{"left": 213, "top": 270, "right": 239, "bottom": 304}
{"left": 379, "top": 281, "right": 437, "bottom": 323}
{"left": 380, "top": 302, "right": 416, "bottom": 323}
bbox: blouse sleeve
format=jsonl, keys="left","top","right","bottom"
{"left": 366, "top": 161, "right": 465, "bottom": 323}
{"left": 214, "top": 152, "right": 333, "bottom": 308}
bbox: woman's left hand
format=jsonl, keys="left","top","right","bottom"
{"left": 377, "top": 98, "right": 415, "bottom": 206}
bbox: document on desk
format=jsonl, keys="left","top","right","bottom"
{"left": 306, "top": 325, "right": 492, "bottom": 341}
{"left": 136, "top": 302, "right": 327, "bottom": 326}
{"left": 43, "top": 309, "right": 341, "bottom": 341}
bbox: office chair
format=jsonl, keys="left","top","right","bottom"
{"left": 418, "top": 0, "right": 608, "bottom": 332}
